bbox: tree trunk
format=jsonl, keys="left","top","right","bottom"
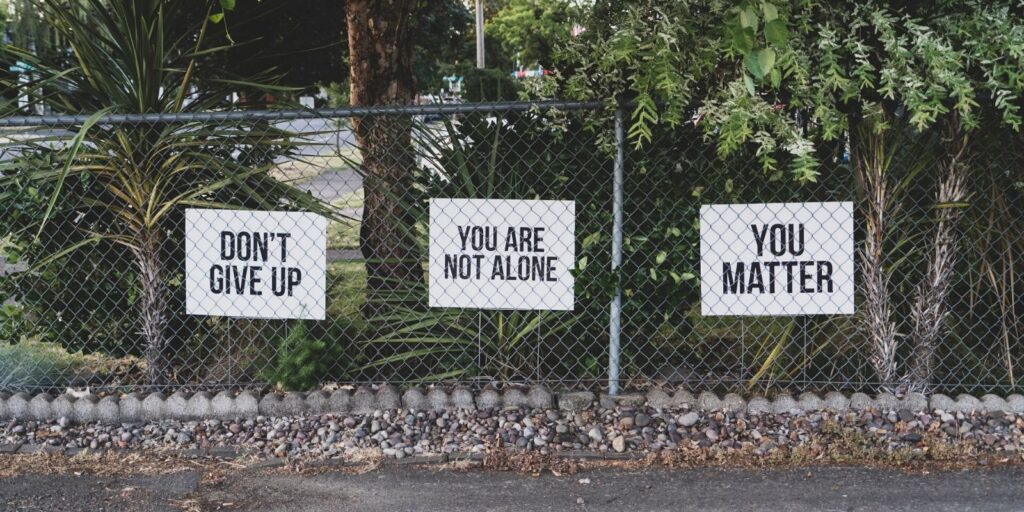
{"left": 851, "top": 118, "right": 899, "bottom": 388}
{"left": 131, "top": 227, "right": 171, "bottom": 387}
{"left": 904, "top": 114, "right": 970, "bottom": 391}
{"left": 346, "top": 0, "right": 423, "bottom": 315}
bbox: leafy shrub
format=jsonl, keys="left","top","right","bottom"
{"left": 0, "top": 337, "right": 88, "bottom": 391}
{"left": 262, "top": 321, "right": 344, "bottom": 391}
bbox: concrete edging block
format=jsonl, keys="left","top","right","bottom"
{"left": 210, "top": 391, "right": 236, "bottom": 419}
{"left": 350, "top": 387, "right": 377, "bottom": 415}
{"left": 558, "top": 391, "right": 595, "bottom": 412}
{"left": 874, "top": 392, "right": 898, "bottom": 411}
{"left": 929, "top": 393, "right": 956, "bottom": 412}
{"left": 4, "top": 388, "right": 1024, "bottom": 423}
{"left": 824, "top": 391, "right": 850, "bottom": 411}
{"left": 502, "top": 389, "right": 529, "bottom": 410}
{"left": 697, "top": 392, "right": 722, "bottom": 412}
{"left": 426, "top": 388, "right": 450, "bottom": 411}
{"left": 722, "top": 393, "right": 746, "bottom": 412}
{"left": 259, "top": 393, "right": 284, "bottom": 416}
{"left": 451, "top": 387, "right": 475, "bottom": 410}
{"left": 849, "top": 392, "right": 875, "bottom": 411}
{"left": 51, "top": 394, "right": 76, "bottom": 422}
{"left": 96, "top": 396, "right": 120, "bottom": 423}
{"left": 527, "top": 386, "right": 554, "bottom": 410}
{"left": 376, "top": 385, "right": 401, "bottom": 410}
{"left": 476, "top": 389, "right": 501, "bottom": 410}
{"left": 281, "top": 392, "right": 309, "bottom": 416}
{"left": 29, "top": 393, "right": 53, "bottom": 421}
{"left": 141, "top": 393, "right": 166, "bottom": 421}
{"left": 187, "top": 392, "right": 213, "bottom": 419}
{"left": 0, "top": 392, "right": 9, "bottom": 420}
{"left": 328, "top": 390, "right": 351, "bottom": 414}
{"left": 1006, "top": 394, "right": 1024, "bottom": 414}
{"left": 73, "top": 393, "right": 99, "bottom": 423}
{"left": 955, "top": 394, "right": 982, "bottom": 413}
{"left": 165, "top": 392, "right": 191, "bottom": 420}
{"left": 235, "top": 391, "right": 259, "bottom": 416}
{"left": 746, "top": 396, "right": 771, "bottom": 414}
{"left": 402, "top": 388, "right": 427, "bottom": 411}
{"left": 797, "top": 392, "right": 824, "bottom": 412}
{"left": 645, "top": 389, "right": 672, "bottom": 410}
{"left": 771, "top": 395, "right": 799, "bottom": 414}
{"left": 120, "top": 393, "right": 143, "bottom": 422}
{"left": 305, "top": 391, "right": 330, "bottom": 414}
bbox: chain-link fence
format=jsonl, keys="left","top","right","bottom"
{"left": 1, "top": 101, "right": 1021, "bottom": 396}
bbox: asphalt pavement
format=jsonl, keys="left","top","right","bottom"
{"left": 2, "top": 464, "right": 1023, "bottom": 512}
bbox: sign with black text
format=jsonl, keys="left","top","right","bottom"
{"left": 185, "top": 209, "right": 326, "bottom": 320}
{"left": 700, "top": 202, "right": 854, "bottom": 316}
{"left": 429, "top": 198, "right": 575, "bottom": 310}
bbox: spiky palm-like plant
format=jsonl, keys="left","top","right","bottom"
{"left": 0, "top": 0, "right": 336, "bottom": 386}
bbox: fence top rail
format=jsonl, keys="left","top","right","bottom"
{"left": 0, "top": 100, "right": 606, "bottom": 127}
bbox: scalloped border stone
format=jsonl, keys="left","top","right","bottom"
{"left": 2, "top": 388, "right": 1023, "bottom": 424}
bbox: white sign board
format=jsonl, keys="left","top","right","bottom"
{"left": 429, "top": 198, "right": 575, "bottom": 310}
{"left": 700, "top": 202, "right": 854, "bottom": 316}
{"left": 185, "top": 209, "right": 327, "bottom": 320}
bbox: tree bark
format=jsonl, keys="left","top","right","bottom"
{"left": 346, "top": 0, "right": 423, "bottom": 315}
{"left": 131, "top": 226, "right": 172, "bottom": 387}
{"left": 904, "top": 114, "right": 969, "bottom": 391}
{"left": 851, "top": 118, "right": 899, "bottom": 388}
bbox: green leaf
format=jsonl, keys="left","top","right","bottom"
{"left": 655, "top": 251, "right": 668, "bottom": 265}
{"left": 762, "top": 2, "right": 778, "bottom": 21}
{"left": 764, "top": 19, "right": 789, "bottom": 47}
{"left": 746, "top": 48, "right": 776, "bottom": 79}
{"left": 208, "top": 12, "right": 224, "bottom": 24}
{"left": 739, "top": 8, "right": 758, "bottom": 29}
{"left": 770, "top": 67, "right": 782, "bottom": 88}
{"left": 743, "top": 74, "right": 757, "bottom": 96}
{"left": 731, "top": 26, "right": 756, "bottom": 54}
{"left": 219, "top": 0, "right": 236, "bottom": 10}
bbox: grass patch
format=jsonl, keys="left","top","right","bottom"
{"left": 269, "top": 148, "right": 363, "bottom": 184}
{"left": 0, "top": 338, "right": 91, "bottom": 390}
{"left": 327, "top": 261, "right": 367, "bottom": 325}
{"left": 328, "top": 188, "right": 364, "bottom": 250}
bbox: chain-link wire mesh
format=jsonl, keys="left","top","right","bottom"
{"left": 1, "top": 102, "right": 1021, "bottom": 396}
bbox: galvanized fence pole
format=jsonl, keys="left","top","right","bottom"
{"left": 609, "top": 108, "right": 625, "bottom": 395}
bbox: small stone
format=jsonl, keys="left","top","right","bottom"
{"left": 679, "top": 412, "right": 700, "bottom": 428}
{"left": 634, "top": 413, "right": 651, "bottom": 428}
{"left": 705, "top": 429, "right": 719, "bottom": 442}
{"left": 588, "top": 427, "right": 603, "bottom": 443}
{"left": 620, "top": 416, "right": 634, "bottom": 429}
{"left": 612, "top": 435, "right": 626, "bottom": 453}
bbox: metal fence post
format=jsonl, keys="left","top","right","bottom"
{"left": 609, "top": 108, "right": 625, "bottom": 395}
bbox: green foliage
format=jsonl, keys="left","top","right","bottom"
{"left": 262, "top": 321, "right": 342, "bottom": 391}
{"left": 0, "top": 338, "right": 89, "bottom": 391}
{"left": 487, "top": 0, "right": 577, "bottom": 67}
{"left": 0, "top": 0, "right": 340, "bottom": 382}
{"left": 558, "top": 0, "right": 1024, "bottom": 182}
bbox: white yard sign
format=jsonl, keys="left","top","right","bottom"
{"left": 700, "top": 202, "right": 855, "bottom": 316}
{"left": 185, "top": 209, "right": 327, "bottom": 320}
{"left": 429, "top": 198, "right": 575, "bottom": 311}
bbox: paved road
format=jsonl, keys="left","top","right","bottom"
{"left": 3, "top": 465, "right": 1023, "bottom": 512}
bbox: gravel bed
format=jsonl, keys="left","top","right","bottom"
{"left": 2, "top": 405, "right": 1022, "bottom": 462}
